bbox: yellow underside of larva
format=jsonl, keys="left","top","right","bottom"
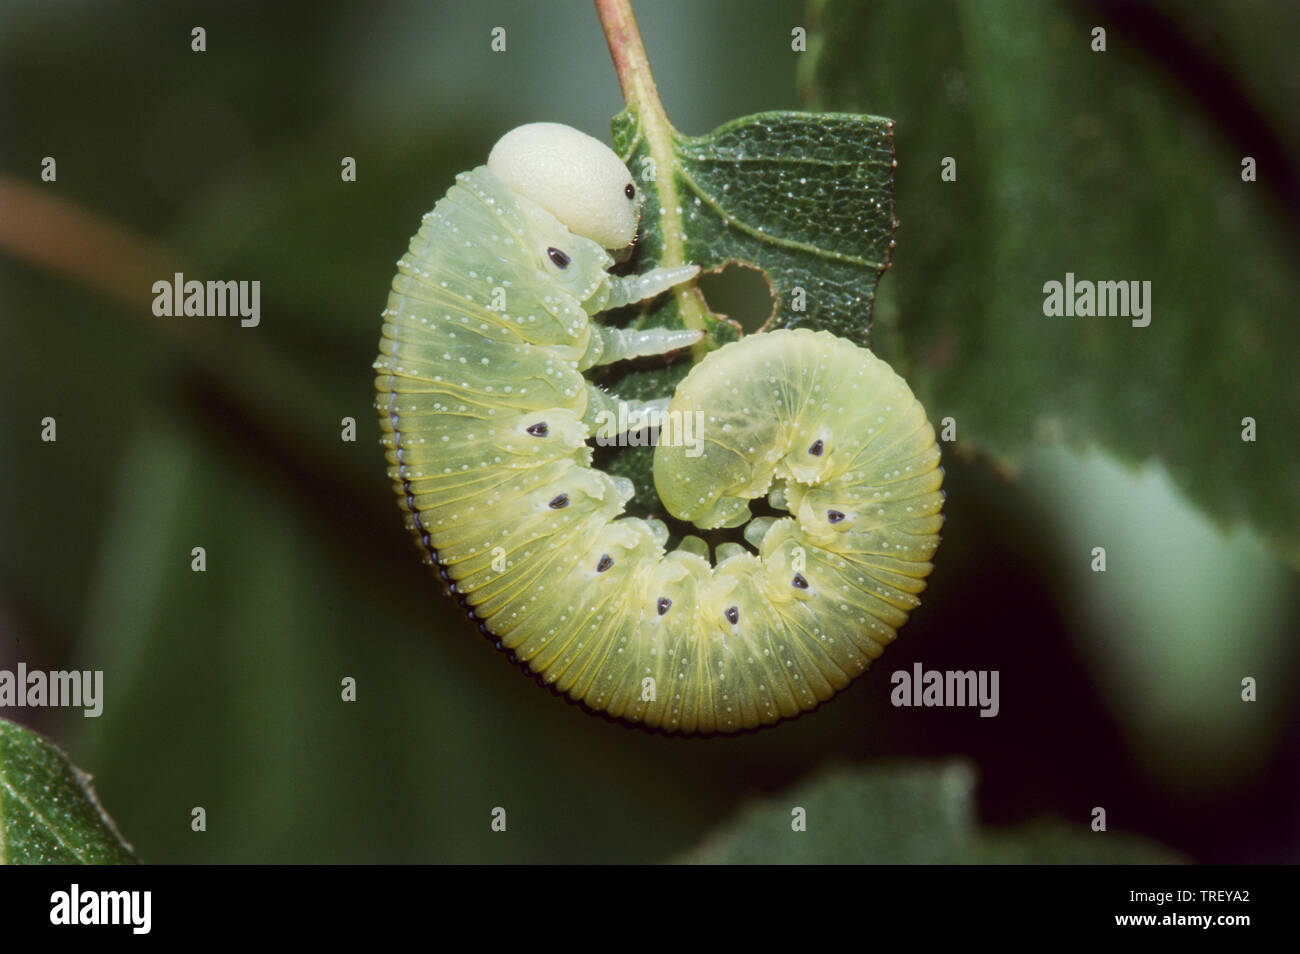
{"left": 375, "top": 166, "right": 943, "bottom": 734}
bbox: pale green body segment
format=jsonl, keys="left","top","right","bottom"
{"left": 375, "top": 165, "right": 943, "bottom": 734}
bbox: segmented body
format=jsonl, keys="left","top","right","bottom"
{"left": 375, "top": 162, "right": 943, "bottom": 734}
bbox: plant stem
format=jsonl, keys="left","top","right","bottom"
{"left": 595, "top": 0, "right": 713, "bottom": 343}
{"left": 594, "top": 0, "right": 671, "bottom": 130}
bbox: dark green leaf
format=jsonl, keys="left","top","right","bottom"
{"left": 806, "top": 0, "right": 1300, "bottom": 568}
{"left": 601, "top": 107, "right": 896, "bottom": 512}
{"left": 611, "top": 107, "right": 896, "bottom": 344}
{"left": 0, "top": 717, "right": 136, "bottom": 864}
{"left": 679, "top": 761, "right": 1181, "bottom": 864}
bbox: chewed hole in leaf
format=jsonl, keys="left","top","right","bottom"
{"left": 699, "top": 262, "right": 776, "bottom": 335}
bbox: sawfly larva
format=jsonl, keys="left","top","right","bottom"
{"left": 374, "top": 122, "right": 943, "bottom": 734}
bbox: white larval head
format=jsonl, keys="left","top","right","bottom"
{"left": 488, "top": 122, "right": 642, "bottom": 249}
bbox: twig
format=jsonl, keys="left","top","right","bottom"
{"left": 594, "top": 0, "right": 671, "bottom": 130}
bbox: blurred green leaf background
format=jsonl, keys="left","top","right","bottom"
{"left": 1, "top": 0, "right": 1296, "bottom": 863}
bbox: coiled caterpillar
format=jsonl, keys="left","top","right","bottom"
{"left": 374, "top": 122, "right": 943, "bottom": 734}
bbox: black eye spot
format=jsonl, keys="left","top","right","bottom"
{"left": 725, "top": 606, "right": 739, "bottom": 625}
{"left": 548, "top": 494, "right": 569, "bottom": 510}
{"left": 657, "top": 597, "right": 671, "bottom": 616}
{"left": 827, "top": 510, "right": 845, "bottom": 524}
{"left": 596, "top": 554, "right": 613, "bottom": 573}
{"left": 624, "top": 183, "right": 635, "bottom": 199}
{"left": 792, "top": 574, "right": 809, "bottom": 589}
{"left": 809, "top": 439, "right": 824, "bottom": 456}
{"left": 526, "top": 422, "right": 549, "bottom": 437}
{"left": 547, "top": 246, "right": 570, "bottom": 269}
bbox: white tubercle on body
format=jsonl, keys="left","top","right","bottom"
{"left": 487, "top": 122, "right": 643, "bottom": 250}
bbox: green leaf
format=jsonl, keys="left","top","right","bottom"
{"left": 599, "top": 107, "right": 896, "bottom": 514}
{"left": 612, "top": 108, "right": 896, "bottom": 344}
{"left": 805, "top": 0, "right": 1300, "bottom": 569}
{"left": 678, "top": 761, "right": 1181, "bottom": 864}
{"left": 0, "top": 717, "right": 137, "bottom": 864}
{"left": 1020, "top": 446, "right": 1296, "bottom": 789}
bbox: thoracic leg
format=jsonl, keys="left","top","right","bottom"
{"left": 585, "top": 263, "right": 704, "bottom": 367}
{"left": 580, "top": 262, "right": 701, "bottom": 432}
{"left": 583, "top": 384, "right": 671, "bottom": 436}
{"left": 606, "top": 264, "right": 700, "bottom": 308}
{"left": 586, "top": 324, "right": 704, "bottom": 367}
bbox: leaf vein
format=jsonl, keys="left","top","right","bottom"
{"left": 0, "top": 773, "right": 91, "bottom": 863}
{"left": 675, "top": 163, "right": 884, "bottom": 269}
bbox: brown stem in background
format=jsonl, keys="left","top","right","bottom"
{"left": 0, "top": 176, "right": 179, "bottom": 310}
